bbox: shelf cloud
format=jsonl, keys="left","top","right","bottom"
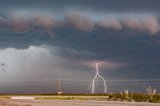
{"left": 0, "top": 0, "right": 160, "bottom": 93}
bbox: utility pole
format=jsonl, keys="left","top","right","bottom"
{"left": 57, "top": 79, "right": 63, "bottom": 95}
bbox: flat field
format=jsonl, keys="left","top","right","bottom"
{"left": 0, "top": 95, "right": 159, "bottom": 106}
{"left": 0, "top": 99, "right": 159, "bottom": 106}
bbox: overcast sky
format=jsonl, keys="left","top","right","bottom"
{"left": 0, "top": 0, "right": 160, "bottom": 93}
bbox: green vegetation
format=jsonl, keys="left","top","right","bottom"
{"left": 35, "top": 93, "right": 160, "bottom": 103}
{"left": 36, "top": 95, "right": 109, "bottom": 100}
{"left": 107, "top": 93, "right": 160, "bottom": 103}
{"left": 0, "top": 93, "right": 159, "bottom": 103}
{"left": 146, "top": 86, "right": 156, "bottom": 100}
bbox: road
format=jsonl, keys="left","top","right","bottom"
{"left": 0, "top": 99, "right": 160, "bottom": 106}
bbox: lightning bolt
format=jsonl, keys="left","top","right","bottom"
{"left": 89, "top": 62, "right": 107, "bottom": 94}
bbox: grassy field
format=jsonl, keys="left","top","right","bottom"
{"left": 0, "top": 93, "right": 160, "bottom": 103}
{"left": 35, "top": 95, "right": 109, "bottom": 100}
{"left": 34, "top": 93, "right": 160, "bottom": 103}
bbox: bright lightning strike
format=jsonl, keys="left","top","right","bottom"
{"left": 89, "top": 62, "right": 107, "bottom": 94}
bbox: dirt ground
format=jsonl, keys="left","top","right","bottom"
{"left": 0, "top": 99, "right": 160, "bottom": 106}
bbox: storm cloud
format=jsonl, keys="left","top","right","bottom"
{"left": 0, "top": 12, "right": 160, "bottom": 35}
{"left": 0, "top": 0, "right": 160, "bottom": 93}
{"left": 64, "top": 13, "right": 95, "bottom": 31}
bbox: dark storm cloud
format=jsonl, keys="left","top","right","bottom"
{"left": 0, "top": 0, "right": 160, "bottom": 82}
{"left": 0, "top": 0, "right": 160, "bottom": 13}
{"left": 64, "top": 13, "right": 95, "bottom": 31}
{"left": 0, "top": 14, "right": 57, "bottom": 36}
{"left": 0, "top": 10, "right": 159, "bottom": 75}
{"left": 0, "top": 12, "right": 160, "bottom": 35}
{"left": 0, "top": 0, "right": 160, "bottom": 36}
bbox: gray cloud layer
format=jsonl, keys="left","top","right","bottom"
{"left": 0, "top": 12, "right": 160, "bottom": 35}
{"left": 1, "top": 0, "right": 160, "bottom": 13}
{"left": 0, "top": 45, "right": 124, "bottom": 81}
{"left": 0, "top": 0, "right": 160, "bottom": 93}
{"left": 64, "top": 13, "right": 95, "bottom": 31}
